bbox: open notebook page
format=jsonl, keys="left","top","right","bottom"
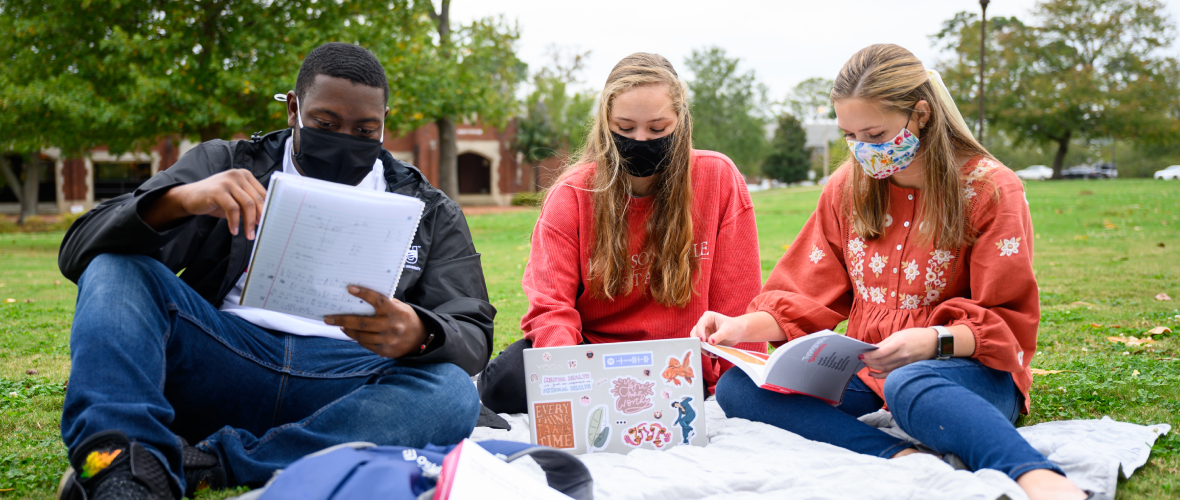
{"left": 240, "top": 172, "right": 424, "bottom": 320}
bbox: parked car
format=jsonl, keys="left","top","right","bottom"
{"left": 1015, "top": 165, "right": 1052, "bottom": 180}
{"left": 1061, "top": 165, "right": 1096, "bottom": 179}
{"left": 1155, "top": 165, "right": 1180, "bottom": 180}
{"left": 1092, "top": 162, "right": 1118, "bottom": 178}
{"left": 1062, "top": 163, "right": 1118, "bottom": 179}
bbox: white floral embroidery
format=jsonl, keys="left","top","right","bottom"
{"left": 900, "top": 293, "right": 921, "bottom": 310}
{"left": 997, "top": 237, "right": 1021, "bottom": 257}
{"left": 963, "top": 186, "right": 977, "bottom": 200}
{"left": 869, "top": 287, "right": 886, "bottom": 304}
{"left": 884, "top": 214, "right": 893, "bottom": 227}
{"left": 848, "top": 237, "right": 866, "bottom": 256}
{"left": 904, "top": 260, "right": 920, "bottom": 284}
{"left": 921, "top": 248, "right": 955, "bottom": 307}
{"left": 856, "top": 281, "right": 869, "bottom": 301}
{"left": 869, "top": 253, "right": 888, "bottom": 277}
{"left": 809, "top": 245, "right": 825, "bottom": 264}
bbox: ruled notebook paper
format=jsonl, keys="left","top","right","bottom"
{"left": 240, "top": 172, "right": 425, "bottom": 320}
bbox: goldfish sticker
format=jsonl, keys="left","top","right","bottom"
{"left": 662, "top": 350, "right": 695, "bottom": 387}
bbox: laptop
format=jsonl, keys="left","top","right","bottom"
{"left": 523, "top": 338, "right": 706, "bottom": 455}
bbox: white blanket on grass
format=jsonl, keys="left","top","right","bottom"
{"left": 470, "top": 400, "right": 1170, "bottom": 500}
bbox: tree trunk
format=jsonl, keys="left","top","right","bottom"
{"left": 436, "top": 117, "right": 460, "bottom": 200}
{"left": 17, "top": 154, "right": 40, "bottom": 225}
{"left": 0, "top": 156, "right": 22, "bottom": 204}
{"left": 1050, "top": 130, "right": 1071, "bottom": 180}
{"left": 198, "top": 123, "right": 224, "bottom": 143}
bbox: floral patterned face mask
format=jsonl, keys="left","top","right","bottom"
{"left": 846, "top": 119, "right": 920, "bottom": 179}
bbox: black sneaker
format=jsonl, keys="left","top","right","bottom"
{"left": 180, "top": 440, "right": 226, "bottom": 497}
{"left": 57, "top": 430, "right": 178, "bottom": 500}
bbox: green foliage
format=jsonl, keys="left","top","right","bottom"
{"left": 785, "top": 77, "right": 836, "bottom": 123}
{"left": 514, "top": 46, "right": 595, "bottom": 163}
{"left": 364, "top": 6, "right": 526, "bottom": 136}
{"left": 510, "top": 191, "right": 544, "bottom": 207}
{"left": 932, "top": 0, "right": 1180, "bottom": 178}
{"left": 0, "top": 0, "right": 378, "bottom": 154}
{"left": 684, "top": 46, "right": 769, "bottom": 175}
{"left": 762, "top": 113, "right": 810, "bottom": 184}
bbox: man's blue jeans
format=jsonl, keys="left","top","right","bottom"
{"left": 61, "top": 254, "right": 480, "bottom": 491}
{"left": 717, "top": 358, "right": 1064, "bottom": 480}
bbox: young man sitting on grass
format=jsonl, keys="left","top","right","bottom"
{"left": 55, "top": 42, "right": 494, "bottom": 500}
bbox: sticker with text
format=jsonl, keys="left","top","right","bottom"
{"left": 533, "top": 401, "right": 575, "bottom": 449}
{"left": 610, "top": 376, "right": 655, "bottom": 414}
{"left": 540, "top": 372, "right": 593, "bottom": 396}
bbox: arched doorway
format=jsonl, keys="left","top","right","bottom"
{"left": 458, "top": 152, "right": 491, "bottom": 195}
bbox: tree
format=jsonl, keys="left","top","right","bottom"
{"left": 684, "top": 46, "right": 769, "bottom": 175}
{"left": 762, "top": 113, "right": 810, "bottom": 184}
{"left": 406, "top": 0, "right": 526, "bottom": 200}
{"left": 932, "top": 0, "right": 1180, "bottom": 179}
{"left": 515, "top": 45, "right": 596, "bottom": 164}
{"left": 785, "top": 77, "right": 836, "bottom": 123}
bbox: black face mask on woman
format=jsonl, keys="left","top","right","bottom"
{"left": 611, "top": 131, "right": 674, "bottom": 178}
{"left": 292, "top": 98, "right": 384, "bottom": 186}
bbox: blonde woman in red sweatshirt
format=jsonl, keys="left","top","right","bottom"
{"left": 478, "top": 52, "right": 768, "bottom": 414}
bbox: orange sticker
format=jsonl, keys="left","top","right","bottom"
{"left": 534, "top": 401, "right": 576, "bottom": 449}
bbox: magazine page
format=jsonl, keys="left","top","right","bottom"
{"left": 701, "top": 343, "right": 773, "bottom": 386}
{"left": 762, "top": 333, "right": 878, "bottom": 404}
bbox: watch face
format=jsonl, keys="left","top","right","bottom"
{"left": 939, "top": 334, "right": 955, "bottom": 357}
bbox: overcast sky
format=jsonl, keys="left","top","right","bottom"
{"left": 451, "top": 0, "right": 1180, "bottom": 100}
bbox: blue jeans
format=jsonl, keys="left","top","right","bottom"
{"left": 61, "top": 254, "right": 480, "bottom": 491}
{"left": 717, "top": 358, "right": 1063, "bottom": 480}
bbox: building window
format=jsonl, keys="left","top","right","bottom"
{"left": 94, "top": 162, "right": 152, "bottom": 200}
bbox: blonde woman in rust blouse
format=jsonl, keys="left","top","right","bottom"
{"left": 693, "top": 45, "right": 1089, "bottom": 500}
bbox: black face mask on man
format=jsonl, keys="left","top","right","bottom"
{"left": 611, "top": 131, "right": 674, "bottom": 178}
{"left": 292, "top": 97, "right": 383, "bottom": 185}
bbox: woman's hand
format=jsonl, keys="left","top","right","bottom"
{"left": 860, "top": 327, "right": 937, "bottom": 379}
{"left": 690, "top": 311, "right": 784, "bottom": 346}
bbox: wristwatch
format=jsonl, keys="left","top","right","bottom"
{"left": 932, "top": 325, "right": 954, "bottom": 360}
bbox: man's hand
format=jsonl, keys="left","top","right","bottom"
{"left": 860, "top": 327, "right": 937, "bottom": 379}
{"left": 141, "top": 169, "right": 268, "bottom": 239}
{"left": 324, "top": 285, "right": 428, "bottom": 358}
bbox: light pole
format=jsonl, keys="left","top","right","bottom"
{"left": 978, "top": 0, "right": 990, "bottom": 144}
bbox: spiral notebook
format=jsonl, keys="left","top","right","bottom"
{"left": 239, "top": 172, "right": 425, "bottom": 320}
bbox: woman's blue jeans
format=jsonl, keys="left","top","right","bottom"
{"left": 716, "top": 358, "right": 1063, "bottom": 480}
{"left": 61, "top": 254, "right": 480, "bottom": 491}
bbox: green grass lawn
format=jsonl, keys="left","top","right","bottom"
{"left": 2, "top": 179, "right": 1178, "bottom": 498}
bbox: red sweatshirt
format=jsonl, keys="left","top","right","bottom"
{"left": 521, "top": 150, "right": 768, "bottom": 392}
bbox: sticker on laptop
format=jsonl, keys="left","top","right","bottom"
{"left": 533, "top": 400, "right": 576, "bottom": 449}
{"left": 603, "top": 351, "right": 653, "bottom": 369}
{"left": 671, "top": 396, "right": 698, "bottom": 445}
{"left": 661, "top": 350, "right": 695, "bottom": 387}
{"left": 540, "top": 372, "right": 593, "bottom": 396}
{"left": 610, "top": 376, "right": 655, "bottom": 414}
{"left": 623, "top": 421, "right": 673, "bottom": 448}
{"left": 586, "top": 405, "right": 611, "bottom": 452}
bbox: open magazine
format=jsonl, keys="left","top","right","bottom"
{"left": 702, "top": 330, "right": 878, "bottom": 404}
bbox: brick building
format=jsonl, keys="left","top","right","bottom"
{"left": 0, "top": 120, "right": 568, "bottom": 215}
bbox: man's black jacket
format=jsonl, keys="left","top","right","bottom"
{"left": 59, "top": 129, "right": 495, "bottom": 376}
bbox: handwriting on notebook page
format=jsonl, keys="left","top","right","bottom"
{"left": 240, "top": 173, "right": 424, "bottom": 320}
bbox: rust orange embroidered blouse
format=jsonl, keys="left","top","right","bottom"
{"left": 749, "top": 157, "right": 1039, "bottom": 412}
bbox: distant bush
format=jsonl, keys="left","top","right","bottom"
{"left": 511, "top": 192, "right": 544, "bottom": 207}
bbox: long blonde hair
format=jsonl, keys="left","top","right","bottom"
{"left": 547, "top": 52, "right": 697, "bottom": 307}
{"left": 833, "top": 44, "right": 991, "bottom": 249}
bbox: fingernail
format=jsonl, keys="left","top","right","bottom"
{"left": 348, "top": 286, "right": 359, "bottom": 293}
{"left": 324, "top": 317, "right": 334, "bottom": 325}
{"left": 858, "top": 354, "right": 865, "bottom": 360}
